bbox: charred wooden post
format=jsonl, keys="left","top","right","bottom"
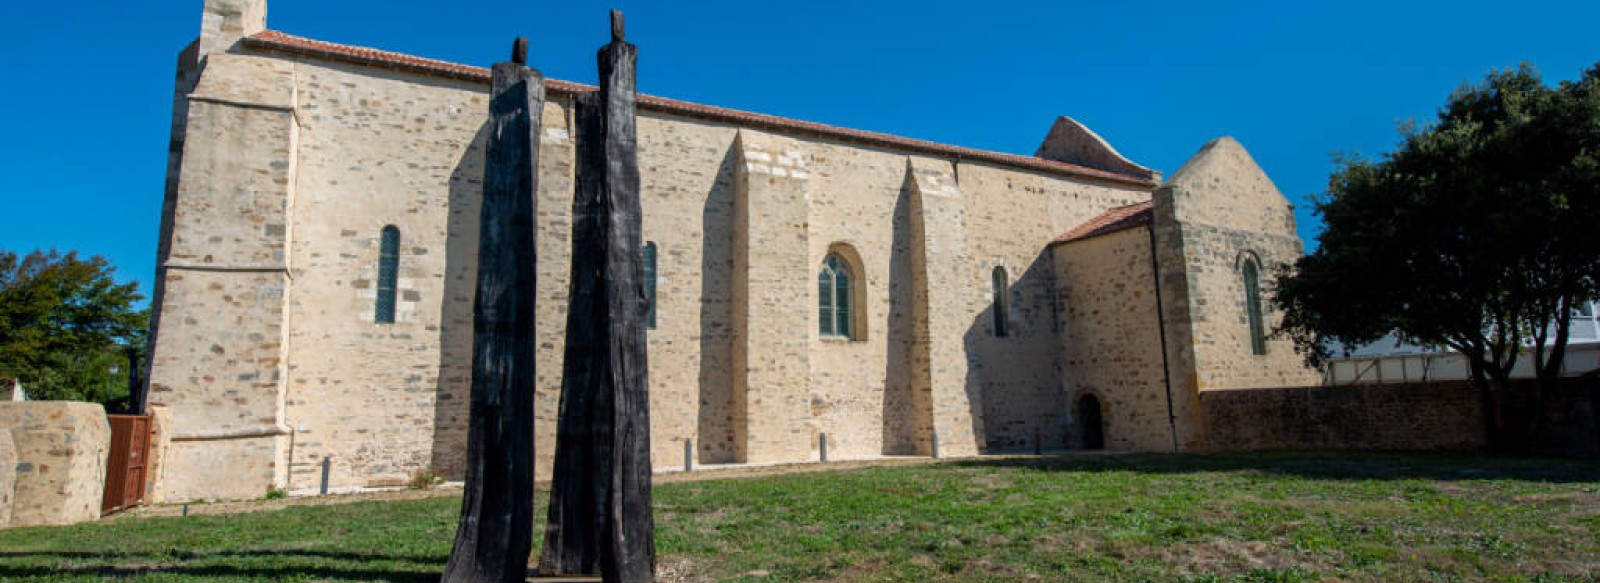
{"left": 441, "top": 36, "right": 544, "bottom": 583}
{"left": 540, "top": 89, "right": 607, "bottom": 577}
{"left": 540, "top": 11, "right": 656, "bottom": 582}
{"left": 596, "top": 12, "right": 656, "bottom": 581}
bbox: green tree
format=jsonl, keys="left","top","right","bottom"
{"left": 0, "top": 249, "right": 147, "bottom": 403}
{"left": 1274, "top": 63, "right": 1600, "bottom": 448}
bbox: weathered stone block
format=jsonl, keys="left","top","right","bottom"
{"left": 0, "top": 429, "right": 15, "bottom": 527}
{"left": 0, "top": 402, "right": 111, "bottom": 528}
{"left": 200, "top": 0, "right": 266, "bottom": 58}
{"left": 144, "top": 406, "right": 174, "bottom": 505}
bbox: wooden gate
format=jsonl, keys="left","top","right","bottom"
{"left": 102, "top": 414, "right": 152, "bottom": 515}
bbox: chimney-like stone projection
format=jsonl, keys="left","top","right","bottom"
{"left": 199, "top": 0, "right": 266, "bottom": 58}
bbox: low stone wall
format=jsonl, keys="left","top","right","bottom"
{"left": 0, "top": 430, "right": 15, "bottom": 527}
{"left": 0, "top": 402, "right": 110, "bottom": 527}
{"left": 1201, "top": 379, "right": 1600, "bottom": 456}
{"left": 1200, "top": 382, "right": 1487, "bottom": 452}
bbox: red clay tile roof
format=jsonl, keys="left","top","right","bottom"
{"left": 241, "top": 31, "right": 1159, "bottom": 188}
{"left": 1051, "top": 201, "right": 1154, "bottom": 245}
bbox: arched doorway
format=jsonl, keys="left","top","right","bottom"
{"left": 1077, "top": 395, "right": 1104, "bottom": 450}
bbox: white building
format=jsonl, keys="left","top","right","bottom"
{"left": 1326, "top": 302, "right": 1600, "bottom": 384}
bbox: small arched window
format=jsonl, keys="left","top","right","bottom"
{"left": 992, "top": 266, "right": 1009, "bottom": 338}
{"left": 1243, "top": 259, "right": 1265, "bottom": 355}
{"left": 643, "top": 242, "right": 658, "bottom": 330}
{"left": 376, "top": 225, "right": 400, "bottom": 324}
{"left": 818, "top": 254, "right": 853, "bottom": 339}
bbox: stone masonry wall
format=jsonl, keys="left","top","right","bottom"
{"left": 1159, "top": 137, "right": 1319, "bottom": 393}
{"left": 960, "top": 163, "right": 1150, "bottom": 452}
{"left": 275, "top": 58, "right": 495, "bottom": 491}
{"left": 905, "top": 158, "right": 981, "bottom": 456}
{"left": 1053, "top": 228, "right": 1175, "bottom": 451}
{"left": 147, "top": 52, "right": 297, "bottom": 502}
{"left": 634, "top": 113, "right": 738, "bottom": 466}
{"left": 804, "top": 137, "right": 895, "bottom": 462}
{"left": 155, "top": 33, "right": 1168, "bottom": 496}
{"left": 1203, "top": 379, "right": 1600, "bottom": 455}
{"left": 1200, "top": 382, "right": 1485, "bottom": 452}
{"left": 0, "top": 402, "right": 110, "bottom": 528}
{"left": 803, "top": 141, "right": 940, "bottom": 461}
{"left": 264, "top": 52, "right": 767, "bottom": 484}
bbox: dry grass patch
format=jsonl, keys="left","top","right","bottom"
{"left": 2, "top": 452, "right": 1598, "bottom": 582}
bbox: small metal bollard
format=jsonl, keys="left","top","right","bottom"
{"left": 684, "top": 438, "right": 693, "bottom": 473}
{"left": 1034, "top": 429, "right": 1042, "bottom": 455}
{"left": 182, "top": 504, "right": 189, "bottom": 517}
{"left": 320, "top": 457, "right": 332, "bottom": 495}
{"left": 819, "top": 433, "right": 829, "bottom": 463}
{"left": 932, "top": 431, "right": 940, "bottom": 459}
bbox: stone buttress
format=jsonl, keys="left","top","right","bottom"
{"left": 147, "top": 0, "right": 294, "bottom": 502}
{"left": 906, "top": 159, "right": 986, "bottom": 456}
{"left": 730, "top": 132, "right": 814, "bottom": 463}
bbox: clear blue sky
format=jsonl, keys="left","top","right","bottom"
{"left": 2, "top": 1, "right": 1596, "bottom": 303}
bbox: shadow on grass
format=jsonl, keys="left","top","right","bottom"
{"left": 0, "top": 549, "right": 443, "bottom": 582}
{"left": 0, "top": 564, "right": 438, "bottom": 582}
{"left": 0, "top": 549, "right": 441, "bottom": 562}
{"left": 949, "top": 450, "right": 1600, "bottom": 483}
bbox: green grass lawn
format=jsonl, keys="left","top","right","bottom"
{"left": 2, "top": 452, "right": 1599, "bottom": 582}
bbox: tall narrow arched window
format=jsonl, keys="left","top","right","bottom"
{"left": 375, "top": 225, "right": 400, "bottom": 324}
{"left": 992, "top": 266, "right": 1010, "bottom": 338}
{"left": 643, "top": 242, "right": 657, "bottom": 330}
{"left": 818, "top": 254, "right": 853, "bottom": 339}
{"left": 1244, "top": 259, "right": 1265, "bottom": 355}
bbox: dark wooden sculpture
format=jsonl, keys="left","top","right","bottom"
{"left": 540, "top": 11, "right": 656, "bottom": 583}
{"left": 441, "top": 37, "right": 544, "bottom": 583}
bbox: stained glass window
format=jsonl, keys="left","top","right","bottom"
{"left": 992, "top": 267, "right": 1009, "bottom": 338}
{"left": 643, "top": 242, "right": 657, "bottom": 329}
{"left": 819, "top": 254, "right": 853, "bottom": 338}
{"left": 1244, "top": 259, "right": 1265, "bottom": 355}
{"left": 376, "top": 226, "right": 400, "bottom": 324}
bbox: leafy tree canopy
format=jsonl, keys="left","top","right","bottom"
{"left": 0, "top": 249, "right": 147, "bottom": 402}
{"left": 1274, "top": 63, "right": 1600, "bottom": 444}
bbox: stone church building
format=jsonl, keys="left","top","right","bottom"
{"left": 147, "top": 0, "right": 1319, "bottom": 501}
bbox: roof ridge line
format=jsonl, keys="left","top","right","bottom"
{"left": 239, "top": 30, "right": 1158, "bottom": 188}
